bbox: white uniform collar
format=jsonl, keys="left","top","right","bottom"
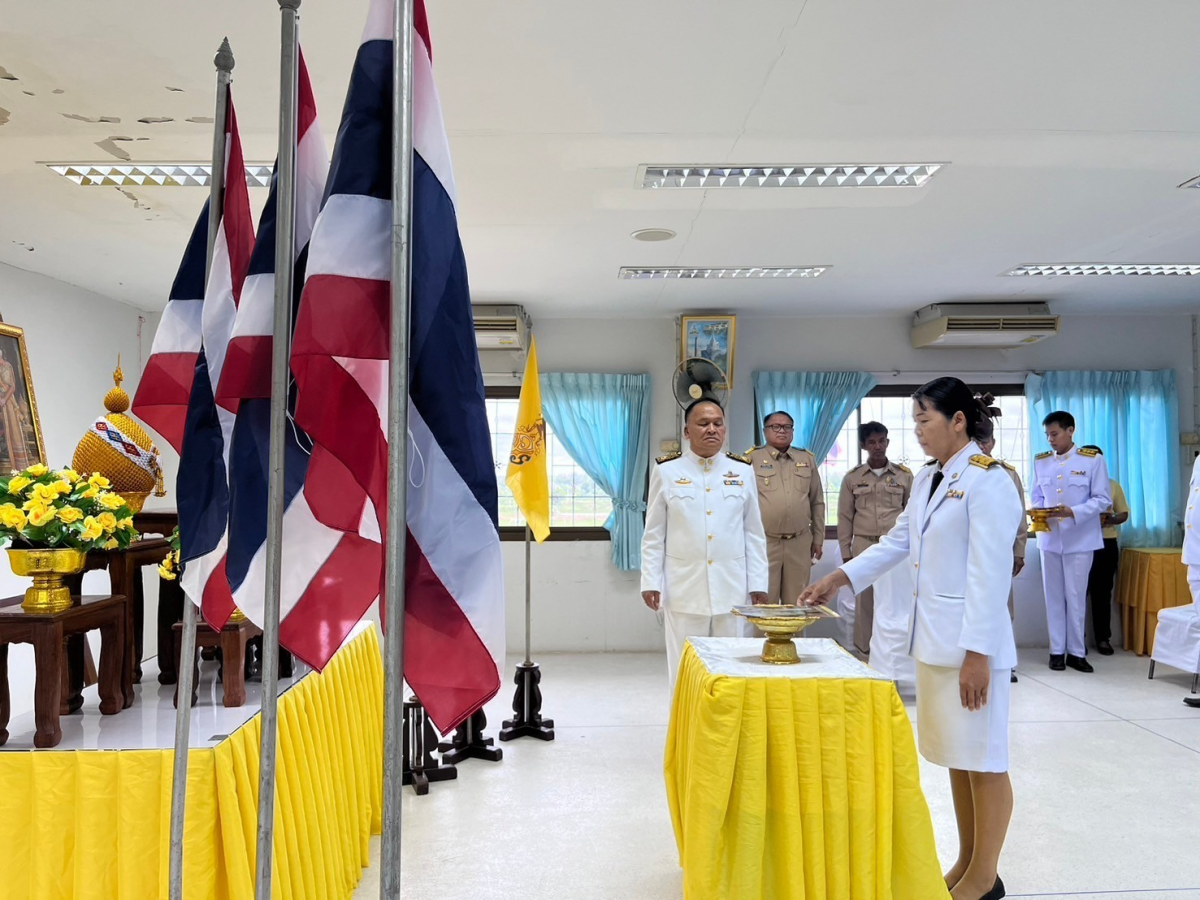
{"left": 935, "top": 441, "right": 977, "bottom": 475}
{"left": 684, "top": 446, "right": 721, "bottom": 471}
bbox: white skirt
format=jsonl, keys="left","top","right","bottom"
{"left": 915, "top": 661, "right": 1011, "bottom": 773}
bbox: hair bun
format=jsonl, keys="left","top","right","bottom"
{"left": 975, "top": 392, "right": 1002, "bottom": 419}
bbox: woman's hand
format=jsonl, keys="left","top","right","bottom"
{"left": 960, "top": 651, "right": 990, "bottom": 711}
{"left": 797, "top": 570, "right": 850, "bottom": 607}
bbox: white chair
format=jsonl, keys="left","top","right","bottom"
{"left": 1148, "top": 602, "right": 1200, "bottom": 693}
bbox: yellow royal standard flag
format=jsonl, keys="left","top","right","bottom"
{"left": 505, "top": 336, "right": 550, "bottom": 542}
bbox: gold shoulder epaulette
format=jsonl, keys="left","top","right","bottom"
{"left": 743, "top": 445, "right": 760, "bottom": 456}
{"left": 725, "top": 451, "right": 751, "bottom": 465}
{"left": 655, "top": 451, "right": 681, "bottom": 465}
{"left": 1078, "top": 446, "right": 1099, "bottom": 458}
{"left": 797, "top": 447, "right": 811, "bottom": 455}
{"left": 1000, "top": 460, "right": 1017, "bottom": 471}
{"left": 897, "top": 464, "right": 912, "bottom": 474}
{"left": 1035, "top": 451, "right": 1052, "bottom": 460}
{"left": 969, "top": 454, "right": 1001, "bottom": 470}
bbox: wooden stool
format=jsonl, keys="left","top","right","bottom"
{"left": 172, "top": 616, "right": 262, "bottom": 708}
{"left": 0, "top": 594, "right": 129, "bottom": 748}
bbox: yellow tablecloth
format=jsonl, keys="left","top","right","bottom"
{"left": 665, "top": 642, "right": 948, "bottom": 900}
{"left": 1118, "top": 547, "right": 1190, "bottom": 655}
{"left": 0, "top": 625, "right": 383, "bottom": 900}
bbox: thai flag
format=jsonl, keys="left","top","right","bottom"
{"left": 131, "top": 203, "right": 210, "bottom": 453}
{"left": 177, "top": 92, "right": 255, "bottom": 624}
{"left": 288, "top": 0, "right": 503, "bottom": 732}
{"left": 214, "top": 52, "right": 344, "bottom": 634}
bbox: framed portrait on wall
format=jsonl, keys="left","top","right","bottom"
{"left": 680, "top": 315, "right": 736, "bottom": 388}
{"left": 0, "top": 323, "right": 45, "bottom": 472}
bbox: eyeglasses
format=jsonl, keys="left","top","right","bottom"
{"left": 765, "top": 424, "right": 794, "bottom": 433}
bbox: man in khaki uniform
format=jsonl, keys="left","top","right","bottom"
{"left": 838, "top": 422, "right": 913, "bottom": 654}
{"left": 746, "top": 411, "right": 825, "bottom": 603}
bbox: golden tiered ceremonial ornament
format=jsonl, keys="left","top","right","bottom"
{"left": 1028, "top": 507, "right": 1054, "bottom": 534}
{"left": 72, "top": 359, "right": 165, "bottom": 514}
{"left": 733, "top": 604, "right": 842, "bottom": 664}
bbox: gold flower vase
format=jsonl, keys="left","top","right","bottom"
{"left": 8, "top": 547, "right": 87, "bottom": 613}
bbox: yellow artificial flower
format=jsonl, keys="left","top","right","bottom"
{"left": 97, "top": 512, "right": 118, "bottom": 533}
{"left": 120, "top": 517, "right": 137, "bottom": 531}
{"left": 56, "top": 506, "right": 84, "bottom": 525}
{"left": 78, "top": 484, "right": 99, "bottom": 500}
{"left": 49, "top": 480, "right": 71, "bottom": 496}
{"left": 26, "top": 464, "right": 48, "bottom": 477}
{"left": 28, "top": 505, "right": 57, "bottom": 528}
{"left": 80, "top": 516, "right": 104, "bottom": 542}
{"left": 103, "top": 538, "right": 119, "bottom": 550}
{"left": 0, "top": 503, "right": 27, "bottom": 531}
{"left": 7, "top": 475, "right": 31, "bottom": 495}
{"left": 30, "top": 483, "right": 60, "bottom": 503}
{"left": 87, "top": 474, "right": 111, "bottom": 490}
{"left": 98, "top": 492, "right": 126, "bottom": 511}
{"left": 57, "top": 469, "right": 80, "bottom": 484}
{"left": 158, "top": 563, "right": 177, "bottom": 581}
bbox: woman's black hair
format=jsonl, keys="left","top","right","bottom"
{"left": 911, "top": 377, "right": 987, "bottom": 440}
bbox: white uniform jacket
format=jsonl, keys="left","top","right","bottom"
{"left": 1031, "top": 446, "right": 1111, "bottom": 555}
{"left": 1184, "top": 455, "right": 1200, "bottom": 566}
{"left": 840, "top": 443, "right": 1024, "bottom": 670}
{"left": 640, "top": 448, "right": 769, "bottom": 616}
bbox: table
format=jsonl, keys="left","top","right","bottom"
{"left": 172, "top": 616, "right": 262, "bottom": 708}
{"left": 666, "top": 638, "right": 949, "bottom": 900}
{"left": 0, "top": 594, "right": 128, "bottom": 749}
{"left": 1117, "top": 547, "right": 1190, "bottom": 655}
{"left": 0, "top": 623, "right": 383, "bottom": 900}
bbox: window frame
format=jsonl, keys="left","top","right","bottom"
{"left": 819, "top": 382, "right": 1026, "bottom": 541}
{"left": 486, "top": 385, "right": 611, "bottom": 543}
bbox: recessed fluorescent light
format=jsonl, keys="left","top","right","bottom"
{"left": 619, "top": 266, "right": 829, "bottom": 280}
{"left": 1004, "top": 263, "right": 1200, "bottom": 277}
{"left": 46, "top": 163, "right": 274, "bottom": 188}
{"left": 638, "top": 164, "right": 946, "bottom": 189}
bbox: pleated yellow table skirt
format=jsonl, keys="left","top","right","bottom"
{"left": 1117, "top": 547, "right": 1190, "bottom": 655}
{"left": 665, "top": 643, "right": 948, "bottom": 900}
{"left": 0, "top": 626, "right": 384, "bottom": 900}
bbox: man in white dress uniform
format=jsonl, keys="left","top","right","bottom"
{"left": 1183, "top": 454, "right": 1200, "bottom": 709}
{"left": 1031, "top": 411, "right": 1110, "bottom": 673}
{"left": 641, "top": 399, "right": 769, "bottom": 686}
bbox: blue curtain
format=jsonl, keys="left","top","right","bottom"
{"left": 752, "top": 371, "right": 878, "bottom": 464}
{"left": 540, "top": 373, "right": 652, "bottom": 570}
{"left": 1026, "top": 370, "right": 1180, "bottom": 547}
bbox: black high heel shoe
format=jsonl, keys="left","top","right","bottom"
{"left": 978, "top": 875, "right": 1005, "bottom": 900}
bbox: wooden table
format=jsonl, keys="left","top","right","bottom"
{"left": 173, "top": 616, "right": 262, "bottom": 708}
{"left": 0, "top": 594, "right": 129, "bottom": 748}
{"left": 1117, "top": 547, "right": 1191, "bottom": 655}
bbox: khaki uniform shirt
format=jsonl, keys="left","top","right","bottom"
{"left": 1000, "top": 461, "right": 1028, "bottom": 559}
{"left": 837, "top": 461, "right": 913, "bottom": 559}
{"left": 746, "top": 445, "right": 825, "bottom": 537}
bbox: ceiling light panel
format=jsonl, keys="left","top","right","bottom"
{"left": 638, "top": 164, "right": 946, "bottom": 189}
{"left": 1004, "top": 264, "right": 1200, "bottom": 277}
{"left": 47, "top": 163, "right": 274, "bottom": 188}
{"left": 618, "top": 266, "right": 829, "bottom": 280}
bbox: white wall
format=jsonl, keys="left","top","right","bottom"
{"left": 520, "top": 312, "right": 1197, "bottom": 655}
{"left": 0, "top": 263, "right": 152, "bottom": 718}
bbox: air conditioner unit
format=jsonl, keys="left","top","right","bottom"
{"left": 473, "top": 304, "right": 529, "bottom": 350}
{"left": 911, "top": 302, "right": 1060, "bottom": 349}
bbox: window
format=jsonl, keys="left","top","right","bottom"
{"left": 817, "top": 386, "right": 1030, "bottom": 530}
{"left": 485, "top": 394, "right": 613, "bottom": 535}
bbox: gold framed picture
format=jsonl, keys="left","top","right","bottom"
{"left": 0, "top": 323, "right": 45, "bottom": 472}
{"left": 680, "top": 315, "right": 736, "bottom": 388}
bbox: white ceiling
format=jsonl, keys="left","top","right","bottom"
{"left": 3, "top": 0, "right": 1200, "bottom": 318}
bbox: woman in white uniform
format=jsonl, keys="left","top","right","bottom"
{"left": 799, "top": 377, "right": 1023, "bottom": 900}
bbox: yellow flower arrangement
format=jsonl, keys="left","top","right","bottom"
{"left": 159, "top": 526, "right": 182, "bottom": 581}
{"left": 0, "top": 463, "right": 140, "bottom": 552}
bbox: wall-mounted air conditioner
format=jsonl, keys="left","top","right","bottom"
{"left": 473, "top": 304, "right": 528, "bottom": 350}
{"left": 911, "top": 302, "right": 1060, "bottom": 349}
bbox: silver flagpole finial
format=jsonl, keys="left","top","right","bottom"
{"left": 214, "top": 37, "right": 235, "bottom": 73}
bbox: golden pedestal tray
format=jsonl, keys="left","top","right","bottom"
{"left": 1028, "top": 507, "right": 1056, "bottom": 534}
{"left": 733, "top": 604, "right": 841, "bottom": 665}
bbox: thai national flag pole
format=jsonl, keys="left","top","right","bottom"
{"left": 215, "top": 51, "right": 334, "bottom": 635}
{"left": 288, "top": 0, "right": 503, "bottom": 739}
{"left": 177, "top": 89, "right": 255, "bottom": 628}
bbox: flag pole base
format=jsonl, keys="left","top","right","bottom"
{"left": 499, "top": 662, "right": 555, "bottom": 742}
{"left": 402, "top": 695, "right": 457, "bottom": 796}
{"left": 437, "top": 709, "right": 503, "bottom": 764}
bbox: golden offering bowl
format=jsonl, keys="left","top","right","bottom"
{"left": 733, "top": 604, "right": 840, "bottom": 665}
{"left": 1028, "top": 507, "right": 1054, "bottom": 534}
{"left": 8, "top": 547, "right": 87, "bottom": 613}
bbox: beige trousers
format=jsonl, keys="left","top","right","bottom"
{"left": 851, "top": 534, "right": 881, "bottom": 654}
{"left": 766, "top": 531, "right": 814, "bottom": 604}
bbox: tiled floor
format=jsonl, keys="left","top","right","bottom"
{"left": 353, "top": 647, "right": 1200, "bottom": 899}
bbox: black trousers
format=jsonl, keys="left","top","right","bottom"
{"left": 1087, "top": 537, "right": 1120, "bottom": 644}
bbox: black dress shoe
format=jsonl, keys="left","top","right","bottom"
{"left": 1097, "top": 640, "right": 1115, "bottom": 656}
{"left": 979, "top": 875, "right": 1006, "bottom": 900}
{"left": 1049, "top": 654, "right": 1066, "bottom": 671}
{"left": 1185, "top": 696, "right": 1200, "bottom": 709}
{"left": 1010, "top": 670, "right": 1018, "bottom": 683}
{"left": 1066, "top": 654, "right": 1094, "bottom": 673}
